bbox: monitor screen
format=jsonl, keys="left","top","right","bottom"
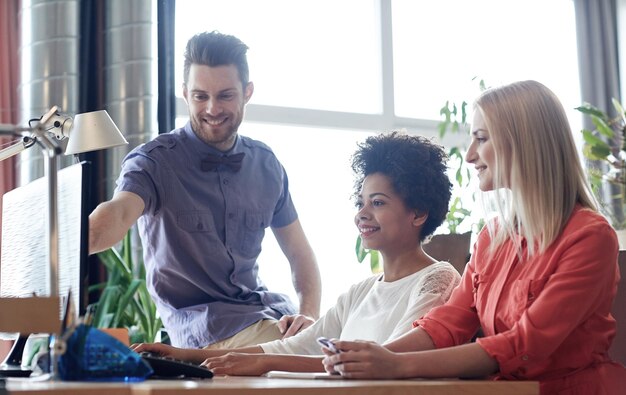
{"left": 0, "top": 161, "right": 91, "bottom": 320}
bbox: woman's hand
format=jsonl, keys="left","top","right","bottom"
{"left": 322, "top": 340, "right": 403, "bottom": 379}
{"left": 202, "top": 352, "right": 270, "bottom": 376}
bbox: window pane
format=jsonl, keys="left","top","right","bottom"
{"left": 175, "top": 0, "right": 382, "bottom": 114}
{"left": 392, "top": 0, "right": 580, "bottom": 122}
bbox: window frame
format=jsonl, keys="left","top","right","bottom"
{"left": 175, "top": 0, "right": 444, "bottom": 142}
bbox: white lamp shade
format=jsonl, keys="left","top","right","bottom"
{"left": 64, "top": 110, "right": 128, "bottom": 155}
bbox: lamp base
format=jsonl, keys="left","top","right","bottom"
{"left": 0, "top": 366, "right": 32, "bottom": 377}
{"left": 0, "top": 335, "right": 32, "bottom": 377}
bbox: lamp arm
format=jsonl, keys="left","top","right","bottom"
{"left": 0, "top": 124, "right": 18, "bottom": 134}
{"left": 0, "top": 124, "right": 34, "bottom": 135}
{"left": 0, "top": 136, "right": 36, "bottom": 161}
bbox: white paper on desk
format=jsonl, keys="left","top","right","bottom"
{"left": 265, "top": 371, "right": 343, "bottom": 380}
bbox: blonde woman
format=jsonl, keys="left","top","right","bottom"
{"left": 322, "top": 81, "right": 626, "bottom": 395}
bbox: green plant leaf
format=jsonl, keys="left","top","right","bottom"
{"left": 612, "top": 98, "right": 626, "bottom": 124}
{"left": 355, "top": 236, "right": 367, "bottom": 263}
{"left": 87, "top": 283, "right": 106, "bottom": 293}
{"left": 575, "top": 103, "right": 607, "bottom": 119}
{"left": 99, "top": 313, "right": 114, "bottom": 328}
{"left": 451, "top": 120, "right": 459, "bottom": 133}
{"left": 355, "top": 235, "right": 381, "bottom": 273}
{"left": 129, "top": 298, "right": 150, "bottom": 342}
{"left": 590, "top": 145, "right": 613, "bottom": 160}
{"left": 591, "top": 115, "right": 615, "bottom": 138}
{"left": 440, "top": 101, "right": 450, "bottom": 115}
{"left": 369, "top": 250, "right": 380, "bottom": 273}
{"left": 460, "top": 101, "right": 468, "bottom": 124}
{"left": 90, "top": 285, "right": 119, "bottom": 327}
{"left": 437, "top": 122, "right": 447, "bottom": 138}
{"left": 122, "top": 231, "right": 132, "bottom": 268}
{"left": 98, "top": 247, "right": 132, "bottom": 281}
{"left": 92, "top": 230, "right": 162, "bottom": 343}
{"left": 581, "top": 130, "right": 611, "bottom": 152}
{"left": 111, "top": 279, "right": 142, "bottom": 327}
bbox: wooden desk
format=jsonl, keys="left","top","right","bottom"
{"left": 5, "top": 376, "right": 538, "bottom": 395}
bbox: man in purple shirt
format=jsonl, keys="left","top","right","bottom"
{"left": 89, "top": 31, "right": 321, "bottom": 348}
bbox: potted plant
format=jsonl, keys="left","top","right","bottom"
{"left": 576, "top": 99, "right": 626, "bottom": 245}
{"left": 437, "top": 96, "right": 476, "bottom": 235}
{"left": 419, "top": 89, "right": 486, "bottom": 274}
{"left": 88, "top": 231, "right": 163, "bottom": 344}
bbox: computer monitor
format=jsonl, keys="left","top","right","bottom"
{"left": 0, "top": 161, "right": 91, "bottom": 319}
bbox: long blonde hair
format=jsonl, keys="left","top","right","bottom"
{"left": 475, "top": 80, "right": 597, "bottom": 256}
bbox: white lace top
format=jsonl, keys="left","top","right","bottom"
{"left": 260, "top": 261, "right": 461, "bottom": 355}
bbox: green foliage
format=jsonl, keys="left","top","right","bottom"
{"left": 437, "top": 78, "right": 487, "bottom": 234}
{"left": 445, "top": 196, "right": 472, "bottom": 235}
{"left": 88, "top": 231, "right": 162, "bottom": 344}
{"left": 576, "top": 99, "right": 626, "bottom": 229}
{"left": 355, "top": 235, "right": 380, "bottom": 273}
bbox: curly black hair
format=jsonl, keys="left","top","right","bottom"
{"left": 351, "top": 131, "right": 452, "bottom": 241}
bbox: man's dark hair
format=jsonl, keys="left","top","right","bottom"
{"left": 351, "top": 132, "right": 452, "bottom": 241}
{"left": 183, "top": 31, "right": 250, "bottom": 87}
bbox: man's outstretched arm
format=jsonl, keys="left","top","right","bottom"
{"left": 89, "top": 191, "right": 144, "bottom": 254}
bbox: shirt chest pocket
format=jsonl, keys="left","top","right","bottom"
{"left": 177, "top": 211, "right": 214, "bottom": 232}
{"left": 240, "top": 211, "right": 272, "bottom": 256}
{"left": 471, "top": 272, "right": 490, "bottom": 314}
{"left": 504, "top": 277, "right": 549, "bottom": 323}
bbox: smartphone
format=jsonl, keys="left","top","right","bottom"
{"left": 316, "top": 337, "right": 341, "bottom": 354}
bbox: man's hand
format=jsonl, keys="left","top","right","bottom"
{"left": 277, "top": 314, "right": 315, "bottom": 338}
{"left": 130, "top": 342, "right": 210, "bottom": 364}
{"left": 130, "top": 342, "right": 184, "bottom": 359}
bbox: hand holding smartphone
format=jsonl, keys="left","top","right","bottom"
{"left": 317, "top": 337, "right": 341, "bottom": 354}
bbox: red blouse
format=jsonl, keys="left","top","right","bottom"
{"left": 416, "top": 206, "right": 626, "bottom": 394}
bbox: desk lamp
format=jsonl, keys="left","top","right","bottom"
{"left": 0, "top": 106, "right": 127, "bottom": 377}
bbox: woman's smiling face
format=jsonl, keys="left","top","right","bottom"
{"left": 354, "top": 173, "right": 420, "bottom": 253}
{"left": 466, "top": 110, "right": 497, "bottom": 191}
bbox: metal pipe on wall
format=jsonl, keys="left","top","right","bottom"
{"left": 18, "top": 0, "right": 79, "bottom": 185}
{"left": 104, "top": 0, "right": 158, "bottom": 200}
{"left": 104, "top": 0, "right": 157, "bottom": 267}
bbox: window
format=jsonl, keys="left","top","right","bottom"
{"left": 175, "top": 0, "right": 580, "bottom": 313}
{"left": 175, "top": 0, "right": 381, "bottom": 113}
{"left": 392, "top": 0, "right": 581, "bottom": 122}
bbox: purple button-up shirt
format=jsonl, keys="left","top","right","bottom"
{"left": 116, "top": 123, "right": 298, "bottom": 347}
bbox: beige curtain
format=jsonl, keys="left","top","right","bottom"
{"left": 0, "top": 0, "right": 21, "bottom": 361}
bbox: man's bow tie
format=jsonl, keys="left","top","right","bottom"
{"left": 201, "top": 152, "right": 245, "bottom": 172}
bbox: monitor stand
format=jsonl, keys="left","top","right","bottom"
{"left": 0, "top": 335, "right": 32, "bottom": 377}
